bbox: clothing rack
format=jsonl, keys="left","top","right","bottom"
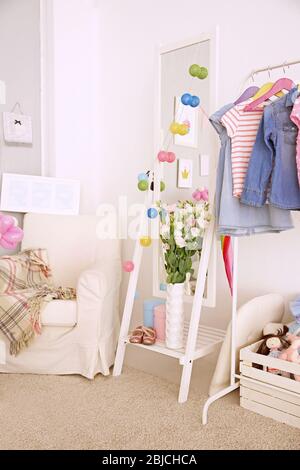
{"left": 202, "top": 59, "right": 300, "bottom": 424}
{"left": 246, "top": 59, "right": 300, "bottom": 82}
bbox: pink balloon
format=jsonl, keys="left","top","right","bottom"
{"left": 2, "top": 226, "right": 24, "bottom": 244}
{"left": 0, "top": 214, "right": 24, "bottom": 250}
{"left": 0, "top": 215, "right": 15, "bottom": 234}
{"left": 157, "top": 151, "right": 167, "bottom": 162}
{"left": 123, "top": 260, "right": 134, "bottom": 273}
{"left": 0, "top": 238, "right": 18, "bottom": 250}
{"left": 166, "top": 152, "right": 176, "bottom": 163}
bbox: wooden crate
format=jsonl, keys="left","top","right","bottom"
{"left": 240, "top": 341, "right": 300, "bottom": 429}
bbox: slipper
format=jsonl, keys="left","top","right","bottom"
{"left": 129, "top": 326, "right": 144, "bottom": 344}
{"left": 142, "top": 326, "right": 156, "bottom": 345}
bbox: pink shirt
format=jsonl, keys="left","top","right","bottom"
{"left": 221, "top": 99, "right": 264, "bottom": 198}
{"left": 290, "top": 97, "right": 300, "bottom": 187}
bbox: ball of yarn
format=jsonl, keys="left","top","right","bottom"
{"left": 138, "top": 180, "right": 148, "bottom": 191}
{"left": 140, "top": 236, "right": 152, "bottom": 247}
{"left": 181, "top": 93, "right": 192, "bottom": 106}
{"left": 138, "top": 172, "right": 148, "bottom": 181}
{"left": 123, "top": 260, "right": 134, "bottom": 272}
{"left": 190, "top": 95, "right": 200, "bottom": 107}
{"left": 157, "top": 150, "right": 167, "bottom": 162}
{"left": 198, "top": 67, "right": 208, "bottom": 79}
{"left": 170, "top": 122, "right": 180, "bottom": 134}
{"left": 147, "top": 208, "right": 158, "bottom": 219}
{"left": 189, "top": 64, "right": 201, "bottom": 77}
{"left": 166, "top": 152, "right": 176, "bottom": 163}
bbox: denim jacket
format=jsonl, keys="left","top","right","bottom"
{"left": 241, "top": 87, "right": 300, "bottom": 210}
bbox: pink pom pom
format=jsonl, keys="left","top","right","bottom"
{"left": 166, "top": 152, "right": 176, "bottom": 163}
{"left": 123, "top": 260, "right": 134, "bottom": 273}
{"left": 157, "top": 151, "right": 167, "bottom": 162}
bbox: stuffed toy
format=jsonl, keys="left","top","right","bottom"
{"left": 289, "top": 297, "right": 300, "bottom": 336}
{"left": 279, "top": 336, "right": 300, "bottom": 381}
{"left": 255, "top": 324, "right": 290, "bottom": 374}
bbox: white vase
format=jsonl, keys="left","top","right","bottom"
{"left": 166, "top": 283, "right": 185, "bottom": 349}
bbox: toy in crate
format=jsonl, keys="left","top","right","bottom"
{"left": 255, "top": 297, "right": 300, "bottom": 380}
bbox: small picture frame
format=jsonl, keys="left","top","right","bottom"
{"left": 3, "top": 112, "right": 33, "bottom": 144}
{"left": 0, "top": 173, "right": 81, "bottom": 215}
{"left": 177, "top": 159, "right": 193, "bottom": 188}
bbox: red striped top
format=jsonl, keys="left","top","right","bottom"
{"left": 221, "top": 99, "right": 263, "bottom": 198}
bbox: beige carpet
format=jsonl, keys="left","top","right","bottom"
{"left": 0, "top": 366, "right": 299, "bottom": 450}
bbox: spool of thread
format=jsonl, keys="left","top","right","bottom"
{"left": 154, "top": 304, "right": 166, "bottom": 341}
{"left": 143, "top": 299, "right": 165, "bottom": 328}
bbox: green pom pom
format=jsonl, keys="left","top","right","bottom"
{"left": 138, "top": 180, "right": 148, "bottom": 191}
{"left": 189, "top": 64, "right": 201, "bottom": 77}
{"left": 198, "top": 67, "right": 208, "bottom": 79}
{"left": 160, "top": 181, "right": 166, "bottom": 192}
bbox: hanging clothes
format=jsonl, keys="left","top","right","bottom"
{"left": 241, "top": 87, "right": 300, "bottom": 210}
{"left": 211, "top": 105, "right": 293, "bottom": 236}
{"left": 220, "top": 99, "right": 264, "bottom": 198}
{"left": 290, "top": 96, "right": 300, "bottom": 187}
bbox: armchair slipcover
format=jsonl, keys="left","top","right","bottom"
{"left": 0, "top": 213, "right": 121, "bottom": 378}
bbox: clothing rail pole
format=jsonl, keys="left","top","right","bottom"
{"left": 244, "top": 59, "right": 300, "bottom": 83}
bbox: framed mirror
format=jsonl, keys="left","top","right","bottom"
{"left": 152, "top": 31, "right": 219, "bottom": 307}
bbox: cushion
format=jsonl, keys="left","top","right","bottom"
{"left": 41, "top": 300, "right": 77, "bottom": 327}
{"left": 209, "top": 293, "right": 285, "bottom": 396}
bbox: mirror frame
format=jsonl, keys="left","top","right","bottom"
{"left": 152, "top": 29, "right": 219, "bottom": 308}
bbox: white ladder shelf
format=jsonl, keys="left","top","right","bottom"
{"left": 113, "top": 203, "right": 225, "bottom": 403}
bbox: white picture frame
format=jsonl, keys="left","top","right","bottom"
{"left": 0, "top": 173, "right": 80, "bottom": 215}
{"left": 177, "top": 158, "right": 193, "bottom": 188}
{"left": 3, "top": 112, "right": 33, "bottom": 144}
{"left": 174, "top": 97, "right": 199, "bottom": 148}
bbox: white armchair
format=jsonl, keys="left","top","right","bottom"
{"left": 0, "top": 213, "right": 121, "bottom": 378}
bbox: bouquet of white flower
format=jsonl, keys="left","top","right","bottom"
{"left": 157, "top": 200, "right": 211, "bottom": 285}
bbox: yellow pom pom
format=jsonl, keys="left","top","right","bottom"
{"left": 140, "top": 236, "right": 152, "bottom": 247}
{"left": 170, "top": 122, "right": 180, "bottom": 134}
{"left": 178, "top": 124, "right": 189, "bottom": 135}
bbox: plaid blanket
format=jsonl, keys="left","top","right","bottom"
{"left": 0, "top": 249, "right": 76, "bottom": 355}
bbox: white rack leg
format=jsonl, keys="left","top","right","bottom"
{"left": 201, "top": 237, "right": 239, "bottom": 423}
{"left": 113, "top": 241, "right": 143, "bottom": 376}
{"left": 178, "top": 218, "right": 215, "bottom": 403}
{"left": 202, "top": 382, "right": 240, "bottom": 425}
{"left": 113, "top": 190, "right": 153, "bottom": 377}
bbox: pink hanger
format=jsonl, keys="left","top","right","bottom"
{"left": 235, "top": 86, "right": 259, "bottom": 105}
{"left": 244, "top": 78, "right": 294, "bottom": 111}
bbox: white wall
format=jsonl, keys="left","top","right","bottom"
{"left": 47, "top": 0, "right": 300, "bottom": 381}
{"left": 44, "top": 0, "right": 102, "bottom": 213}
{"left": 0, "top": 0, "right": 41, "bottom": 252}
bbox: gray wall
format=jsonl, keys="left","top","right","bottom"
{"left": 0, "top": 0, "right": 41, "bottom": 251}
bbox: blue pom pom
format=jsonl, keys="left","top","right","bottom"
{"left": 160, "top": 283, "right": 167, "bottom": 291}
{"left": 147, "top": 208, "right": 158, "bottom": 219}
{"left": 181, "top": 93, "right": 192, "bottom": 106}
{"left": 190, "top": 95, "right": 200, "bottom": 107}
{"left": 138, "top": 173, "right": 148, "bottom": 182}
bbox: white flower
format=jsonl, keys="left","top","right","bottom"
{"left": 175, "top": 221, "right": 184, "bottom": 230}
{"left": 175, "top": 237, "right": 186, "bottom": 248}
{"left": 191, "top": 227, "right": 201, "bottom": 238}
{"left": 161, "top": 224, "right": 170, "bottom": 238}
{"left": 174, "top": 229, "right": 183, "bottom": 239}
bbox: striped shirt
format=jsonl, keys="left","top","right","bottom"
{"left": 221, "top": 99, "right": 263, "bottom": 198}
